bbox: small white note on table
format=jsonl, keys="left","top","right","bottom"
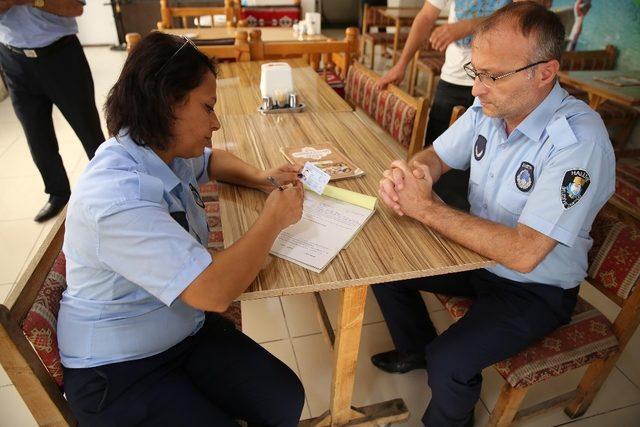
{"left": 270, "top": 188, "right": 376, "bottom": 273}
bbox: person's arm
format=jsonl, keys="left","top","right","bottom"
{"left": 379, "top": 160, "right": 557, "bottom": 273}
{"left": 428, "top": 16, "right": 486, "bottom": 51}
{"left": 207, "top": 148, "right": 301, "bottom": 193}
{"left": 377, "top": 1, "right": 441, "bottom": 88}
{"left": 566, "top": 0, "right": 591, "bottom": 51}
{"left": 35, "top": 0, "right": 84, "bottom": 17}
{"left": 180, "top": 181, "right": 304, "bottom": 311}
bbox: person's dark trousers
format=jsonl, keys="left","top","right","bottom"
{"left": 63, "top": 314, "right": 305, "bottom": 427}
{"left": 372, "top": 270, "right": 578, "bottom": 427}
{"left": 424, "top": 80, "right": 476, "bottom": 212}
{"left": 0, "top": 35, "right": 104, "bottom": 200}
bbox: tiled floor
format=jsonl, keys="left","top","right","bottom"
{"left": 1, "top": 45, "right": 640, "bottom": 427}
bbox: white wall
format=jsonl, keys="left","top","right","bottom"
{"left": 77, "top": 0, "right": 119, "bottom": 46}
{"left": 300, "top": 0, "right": 316, "bottom": 16}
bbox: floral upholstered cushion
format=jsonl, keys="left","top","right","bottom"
{"left": 417, "top": 54, "right": 445, "bottom": 73}
{"left": 613, "top": 158, "right": 640, "bottom": 215}
{"left": 435, "top": 293, "right": 618, "bottom": 389}
{"left": 375, "top": 90, "right": 416, "bottom": 149}
{"left": 20, "top": 251, "right": 67, "bottom": 387}
{"left": 588, "top": 203, "right": 640, "bottom": 300}
{"left": 345, "top": 65, "right": 377, "bottom": 116}
{"left": 199, "top": 181, "right": 219, "bottom": 202}
{"left": 205, "top": 200, "right": 225, "bottom": 252}
{"left": 201, "top": 191, "right": 243, "bottom": 330}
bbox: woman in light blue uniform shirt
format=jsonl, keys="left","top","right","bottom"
{"left": 58, "top": 32, "right": 305, "bottom": 426}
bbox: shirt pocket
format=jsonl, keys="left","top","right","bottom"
{"left": 467, "top": 165, "right": 484, "bottom": 208}
{"left": 496, "top": 189, "right": 529, "bottom": 226}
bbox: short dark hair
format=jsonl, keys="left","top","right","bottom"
{"left": 105, "top": 32, "right": 218, "bottom": 151}
{"left": 474, "top": 1, "right": 565, "bottom": 62}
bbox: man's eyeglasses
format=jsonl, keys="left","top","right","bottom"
{"left": 463, "top": 60, "right": 550, "bottom": 88}
{"left": 156, "top": 35, "right": 198, "bottom": 77}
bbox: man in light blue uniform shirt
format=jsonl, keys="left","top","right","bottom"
{"left": 58, "top": 132, "right": 212, "bottom": 367}
{"left": 0, "top": 0, "right": 104, "bottom": 222}
{"left": 373, "top": 3, "right": 615, "bottom": 426}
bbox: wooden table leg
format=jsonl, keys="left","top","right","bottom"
{"left": 588, "top": 93, "right": 606, "bottom": 110}
{"left": 299, "top": 286, "right": 410, "bottom": 426}
{"left": 330, "top": 285, "right": 367, "bottom": 424}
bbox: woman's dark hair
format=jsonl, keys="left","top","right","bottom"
{"left": 105, "top": 32, "right": 218, "bottom": 151}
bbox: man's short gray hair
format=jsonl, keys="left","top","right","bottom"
{"left": 474, "top": 1, "right": 565, "bottom": 62}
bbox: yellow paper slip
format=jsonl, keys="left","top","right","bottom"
{"left": 322, "top": 185, "right": 377, "bottom": 210}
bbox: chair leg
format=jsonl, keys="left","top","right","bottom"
{"left": 488, "top": 382, "right": 528, "bottom": 427}
{"left": 370, "top": 43, "right": 376, "bottom": 70}
{"left": 408, "top": 59, "right": 417, "bottom": 96}
{"left": 565, "top": 357, "right": 617, "bottom": 418}
{"left": 426, "top": 69, "right": 436, "bottom": 100}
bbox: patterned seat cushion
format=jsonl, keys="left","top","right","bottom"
{"left": 417, "top": 53, "right": 445, "bottom": 73}
{"left": 316, "top": 68, "right": 345, "bottom": 98}
{"left": 588, "top": 201, "right": 640, "bottom": 300}
{"left": 201, "top": 187, "right": 242, "bottom": 331}
{"left": 434, "top": 293, "right": 618, "bottom": 389}
{"left": 613, "top": 158, "right": 640, "bottom": 216}
{"left": 375, "top": 90, "right": 417, "bottom": 149}
{"left": 199, "top": 181, "right": 219, "bottom": 202}
{"left": 345, "top": 65, "right": 417, "bottom": 148}
{"left": 20, "top": 251, "right": 67, "bottom": 387}
{"left": 345, "top": 65, "right": 378, "bottom": 117}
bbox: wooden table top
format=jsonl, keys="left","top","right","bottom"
{"left": 212, "top": 111, "right": 492, "bottom": 300}
{"left": 215, "top": 58, "right": 353, "bottom": 114}
{"left": 558, "top": 70, "right": 640, "bottom": 107}
{"left": 163, "top": 27, "right": 328, "bottom": 42}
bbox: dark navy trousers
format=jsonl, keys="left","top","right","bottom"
{"left": 0, "top": 35, "right": 103, "bottom": 199}
{"left": 372, "top": 269, "right": 578, "bottom": 426}
{"left": 63, "top": 314, "right": 305, "bottom": 427}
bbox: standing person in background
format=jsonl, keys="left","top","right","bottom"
{"left": 0, "top": 0, "right": 104, "bottom": 222}
{"left": 566, "top": 0, "right": 591, "bottom": 51}
{"left": 377, "top": 0, "right": 511, "bottom": 211}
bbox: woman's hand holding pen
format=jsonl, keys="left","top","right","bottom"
{"left": 264, "top": 180, "right": 304, "bottom": 230}
{"left": 258, "top": 164, "right": 303, "bottom": 193}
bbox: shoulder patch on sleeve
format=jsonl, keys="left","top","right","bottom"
{"left": 547, "top": 116, "right": 578, "bottom": 150}
{"left": 137, "top": 173, "right": 165, "bottom": 203}
{"left": 561, "top": 169, "right": 590, "bottom": 209}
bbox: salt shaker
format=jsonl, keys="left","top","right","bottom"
{"left": 288, "top": 93, "right": 298, "bottom": 108}
{"left": 261, "top": 96, "right": 272, "bottom": 111}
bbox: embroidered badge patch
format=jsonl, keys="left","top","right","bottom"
{"left": 561, "top": 169, "right": 590, "bottom": 209}
{"left": 189, "top": 183, "right": 205, "bottom": 208}
{"left": 473, "top": 135, "right": 487, "bottom": 161}
{"left": 515, "top": 162, "right": 534, "bottom": 192}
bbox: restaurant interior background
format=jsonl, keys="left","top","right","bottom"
{"left": 1, "top": 1, "right": 640, "bottom": 426}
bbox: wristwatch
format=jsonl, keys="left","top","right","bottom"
{"left": 33, "top": 0, "right": 45, "bottom": 8}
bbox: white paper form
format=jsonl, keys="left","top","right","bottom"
{"left": 270, "top": 191, "right": 375, "bottom": 273}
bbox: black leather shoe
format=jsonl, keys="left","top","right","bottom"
{"left": 371, "top": 350, "right": 426, "bottom": 374}
{"left": 34, "top": 196, "right": 69, "bottom": 223}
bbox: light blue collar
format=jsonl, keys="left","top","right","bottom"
{"left": 514, "top": 81, "right": 566, "bottom": 143}
{"left": 116, "top": 131, "right": 181, "bottom": 192}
